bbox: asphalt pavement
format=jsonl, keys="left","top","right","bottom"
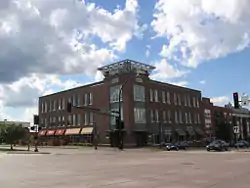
{"left": 0, "top": 147, "right": 250, "bottom": 188}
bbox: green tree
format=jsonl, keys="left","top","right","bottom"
{"left": 1, "top": 124, "right": 27, "bottom": 150}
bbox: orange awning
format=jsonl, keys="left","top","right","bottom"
{"left": 55, "top": 129, "right": 66, "bottom": 136}
{"left": 46, "top": 130, "right": 56, "bottom": 136}
{"left": 65, "top": 128, "right": 81, "bottom": 135}
{"left": 38, "top": 130, "right": 47, "bottom": 136}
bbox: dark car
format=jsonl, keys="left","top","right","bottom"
{"left": 234, "top": 140, "right": 250, "bottom": 148}
{"left": 206, "top": 140, "right": 229, "bottom": 152}
{"left": 165, "top": 143, "right": 179, "bottom": 151}
{"left": 175, "top": 141, "right": 188, "bottom": 150}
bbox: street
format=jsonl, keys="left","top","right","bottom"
{"left": 0, "top": 148, "right": 250, "bottom": 188}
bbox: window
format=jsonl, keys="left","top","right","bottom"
{"left": 167, "top": 110, "right": 171, "bottom": 123}
{"left": 196, "top": 97, "right": 200, "bottom": 107}
{"left": 189, "top": 112, "right": 192, "bottom": 123}
{"left": 178, "top": 94, "right": 181, "bottom": 105}
{"left": 155, "top": 110, "right": 159, "bottom": 122}
{"left": 89, "top": 93, "right": 93, "bottom": 105}
{"left": 162, "top": 91, "right": 166, "bottom": 103}
{"left": 185, "top": 113, "right": 188, "bottom": 123}
{"left": 150, "top": 110, "right": 154, "bottom": 123}
{"left": 110, "top": 85, "right": 122, "bottom": 103}
{"left": 41, "top": 103, "right": 44, "bottom": 113}
{"left": 179, "top": 111, "right": 183, "bottom": 123}
{"left": 197, "top": 113, "right": 200, "bottom": 124}
{"left": 187, "top": 96, "right": 191, "bottom": 106}
{"left": 62, "top": 116, "right": 65, "bottom": 122}
{"left": 84, "top": 112, "right": 89, "bottom": 125}
{"left": 58, "top": 99, "right": 61, "bottom": 110}
{"left": 62, "top": 99, "right": 65, "bottom": 110}
{"left": 77, "top": 94, "right": 81, "bottom": 106}
{"left": 134, "top": 108, "right": 146, "bottom": 123}
{"left": 150, "top": 89, "right": 153, "bottom": 102}
{"left": 90, "top": 112, "right": 94, "bottom": 125}
{"left": 162, "top": 111, "right": 166, "bottom": 122}
{"left": 193, "top": 97, "right": 196, "bottom": 107}
{"left": 53, "top": 101, "right": 56, "bottom": 111}
{"left": 73, "top": 95, "right": 76, "bottom": 106}
{"left": 58, "top": 116, "right": 61, "bottom": 122}
{"left": 175, "top": 111, "right": 178, "bottom": 123}
{"left": 174, "top": 93, "right": 177, "bottom": 105}
{"left": 84, "top": 93, "right": 88, "bottom": 106}
{"left": 111, "top": 107, "right": 124, "bottom": 125}
{"left": 194, "top": 113, "right": 197, "bottom": 124}
{"left": 77, "top": 114, "right": 81, "bottom": 126}
{"left": 133, "top": 85, "right": 145, "bottom": 102}
{"left": 184, "top": 95, "right": 187, "bottom": 106}
{"left": 68, "top": 114, "right": 72, "bottom": 125}
{"left": 45, "top": 102, "right": 48, "bottom": 113}
{"left": 44, "top": 118, "right": 47, "bottom": 127}
{"left": 73, "top": 114, "right": 76, "bottom": 126}
{"left": 167, "top": 92, "right": 171, "bottom": 104}
{"left": 154, "top": 90, "right": 158, "bottom": 102}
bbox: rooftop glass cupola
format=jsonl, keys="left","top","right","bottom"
{"left": 97, "top": 59, "right": 156, "bottom": 79}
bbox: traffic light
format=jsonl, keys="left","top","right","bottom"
{"left": 67, "top": 102, "right": 72, "bottom": 113}
{"left": 233, "top": 92, "right": 239, "bottom": 108}
{"left": 33, "top": 115, "right": 39, "bottom": 125}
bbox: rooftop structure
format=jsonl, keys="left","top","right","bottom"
{"left": 97, "top": 59, "right": 155, "bottom": 78}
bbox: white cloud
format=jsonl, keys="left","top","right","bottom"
{"left": 150, "top": 59, "right": 190, "bottom": 81}
{"left": 169, "top": 81, "right": 189, "bottom": 87}
{"left": 152, "top": 0, "right": 250, "bottom": 68}
{"left": 211, "top": 96, "right": 230, "bottom": 106}
{"left": 200, "top": 80, "right": 206, "bottom": 84}
{"left": 145, "top": 45, "right": 151, "bottom": 57}
{"left": 0, "top": 0, "right": 145, "bottom": 121}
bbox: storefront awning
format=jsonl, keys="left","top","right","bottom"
{"left": 81, "top": 127, "right": 93, "bottom": 134}
{"left": 65, "top": 128, "right": 81, "bottom": 135}
{"left": 55, "top": 129, "right": 66, "bottom": 136}
{"left": 38, "top": 130, "right": 47, "bottom": 136}
{"left": 194, "top": 127, "right": 205, "bottom": 136}
{"left": 46, "top": 130, "right": 55, "bottom": 136}
{"left": 175, "top": 127, "right": 186, "bottom": 136}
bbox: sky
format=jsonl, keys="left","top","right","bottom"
{"left": 0, "top": 0, "right": 250, "bottom": 123}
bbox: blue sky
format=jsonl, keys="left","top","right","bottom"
{"left": 0, "top": 0, "right": 250, "bottom": 122}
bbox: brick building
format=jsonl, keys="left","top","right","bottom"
{"left": 38, "top": 59, "right": 206, "bottom": 147}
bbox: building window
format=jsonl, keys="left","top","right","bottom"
{"left": 58, "top": 99, "right": 61, "bottom": 110}
{"left": 197, "top": 113, "right": 200, "bottom": 124}
{"left": 73, "top": 95, "right": 76, "bottom": 106}
{"left": 111, "top": 107, "right": 123, "bottom": 125}
{"left": 53, "top": 101, "right": 56, "bottom": 111}
{"left": 189, "top": 112, "right": 192, "bottom": 123}
{"left": 150, "top": 110, "right": 154, "bottom": 123}
{"left": 175, "top": 111, "right": 178, "bottom": 123}
{"left": 179, "top": 111, "right": 183, "bottom": 123}
{"left": 184, "top": 95, "right": 187, "bottom": 106}
{"left": 154, "top": 90, "right": 158, "bottom": 102}
{"left": 196, "top": 98, "right": 200, "bottom": 107}
{"left": 150, "top": 89, "right": 153, "bottom": 102}
{"left": 84, "top": 93, "right": 88, "bottom": 106}
{"left": 178, "top": 94, "right": 181, "bottom": 106}
{"left": 162, "top": 111, "right": 166, "bottom": 122}
{"left": 167, "top": 92, "right": 171, "bottom": 104}
{"left": 84, "top": 112, "right": 89, "bottom": 125}
{"left": 44, "top": 102, "right": 47, "bottom": 113}
{"left": 62, "top": 99, "right": 65, "bottom": 110}
{"left": 193, "top": 97, "right": 196, "bottom": 107}
{"left": 41, "top": 103, "right": 44, "bottom": 113}
{"left": 194, "top": 113, "right": 197, "bottom": 124}
{"left": 133, "top": 85, "right": 145, "bottom": 102}
{"left": 110, "top": 85, "right": 122, "bottom": 103}
{"left": 89, "top": 93, "right": 93, "bottom": 105}
{"left": 90, "top": 112, "right": 94, "bottom": 125}
{"left": 162, "top": 91, "right": 166, "bottom": 103}
{"left": 77, "top": 94, "right": 81, "bottom": 106}
{"left": 155, "top": 110, "right": 159, "bottom": 122}
{"left": 167, "top": 110, "right": 171, "bottom": 123}
{"left": 185, "top": 113, "right": 188, "bottom": 123}
{"left": 134, "top": 108, "right": 146, "bottom": 123}
{"left": 174, "top": 93, "right": 177, "bottom": 105}
{"left": 72, "top": 114, "right": 76, "bottom": 126}
{"left": 187, "top": 96, "right": 191, "bottom": 107}
{"left": 77, "top": 114, "right": 81, "bottom": 126}
{"left": 58, "top": 116, "right": 61, "bottom": 122}
{"left": 68, "top": 114, "right": 72, "bottom": 125}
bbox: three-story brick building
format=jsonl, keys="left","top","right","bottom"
{"left": 38, "top": 59, "right": 205, "bottom": 147}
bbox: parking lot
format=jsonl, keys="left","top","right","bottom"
{"left": 0, "top": 147, "right": 250, "bottom": 188}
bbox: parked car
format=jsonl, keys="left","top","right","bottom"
{"left": 206, "top": 140, "right": 229, "bottom": 152}
{"left": 175, "top": 141, "right": 188, "bottom": 150}
{"left": 234, "top": 140, "right": 250, "bottom": 148}
{"left": 165, "top": 143, "right": 179, "bottom": 151}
